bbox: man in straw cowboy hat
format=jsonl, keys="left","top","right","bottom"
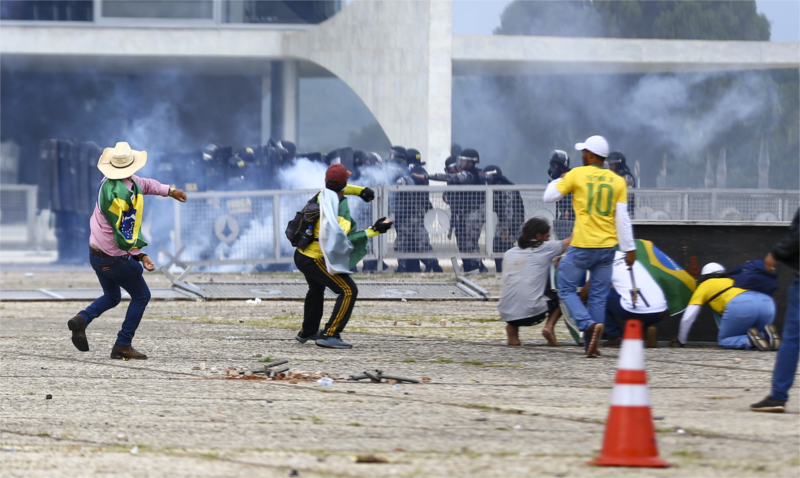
{"left": 66, "top": 142, "right": 186, "bottom": 359}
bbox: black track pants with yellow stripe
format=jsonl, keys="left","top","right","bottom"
{"left": 294, "top": 250, "right": 359, "bottom": 337}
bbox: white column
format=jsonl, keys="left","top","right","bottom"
{"left": 261, "top": 74, "right": 271, "bottom": 145}
{"left": 282, "top": 60, "right": 299, "bottom": 143}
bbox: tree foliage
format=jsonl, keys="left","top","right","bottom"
{"left": 459, "top": 0, "right": 797, "bottom": 189}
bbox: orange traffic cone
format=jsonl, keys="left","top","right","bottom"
{"left": 590, "top": 319, "right": 671, "bottom": 467}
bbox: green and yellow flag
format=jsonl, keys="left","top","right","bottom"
{"left": 635, "top": 239, "right": 696, "bottom": 316}
{"left": 98, "top": 178, "right": 147, "bottom": 251}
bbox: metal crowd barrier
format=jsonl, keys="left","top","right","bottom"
{"left": 168, "top": 185, "right": 797, "bottom": 268}
{"left": 173, "top": 188, "right": 379, "bottom": 267}
{"left": 0, "top": 184, "right": 39, "bottom": 248}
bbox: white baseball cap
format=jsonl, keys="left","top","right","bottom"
{"left": 574, "top": 135, "right": 609, "bottom": 159}
{"left": 701, "top": 262, "right": 726, "bottom": 275}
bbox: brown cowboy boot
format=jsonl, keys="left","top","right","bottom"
{"left": 67, "top": 315, "right": 89, "bottom": 352}
{"left": 110, "top": 344, "right": 148, "bottom": 360}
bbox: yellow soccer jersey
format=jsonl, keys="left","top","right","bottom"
{"left": 688, "top": 278, "right": 746, "bottom": 314}
{"left": 555, "top": 165, "right": 627, "bottom": 248}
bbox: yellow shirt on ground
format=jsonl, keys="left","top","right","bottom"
{"left": 298, "top": 185, "right": 377, "bottom": 260}
{"left": 555, "top": 165, "right": 627, "bottom": 248}
{"left": 688, "top": 278, "right": 746, "bottom": 314}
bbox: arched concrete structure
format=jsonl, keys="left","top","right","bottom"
{"left": 283, "top": 0, "right": 454, "bottom": 166}
{"left": 2, "top": 0, "right": 798, "bottom": 171}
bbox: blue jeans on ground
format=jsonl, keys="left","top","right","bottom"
{"left": 79, "top": 253, "right": 151, "bottom": 347}
{"left": 771, "top": 277, "right": 799, "bottom": 402}
{"left": 557, "top": 246, "right": 615, "bottom": 332}
{"left": 604, "top": 288, "right": 665, "bottom": 339}
{"left": 718, "top": 291, "right": 775, "bottom": 350}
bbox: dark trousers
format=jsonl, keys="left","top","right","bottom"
{"left": 604, "top": 288, "right": 665, "bottom": 339}
{"left": 294, "top": 250, "right": 358, "bottom": 337}
{"left": 79, "top": 253, "right": 151, "bottom": 347}
{"left": 771, "top": 277, "right": 799, "bottom": 402}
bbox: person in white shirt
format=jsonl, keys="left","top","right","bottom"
{"left": 498, "top": 218, "right": 572, "bottom": 346}
{"left": 601, "top": 251, "right": 668, "bottom": 347}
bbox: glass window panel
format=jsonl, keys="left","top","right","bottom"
{"left": 102, "top": 0, "right": 213, "bottom": 19}
{"left": 1, "top": 1, "right": 93, "bottom": 21}
{"left": 224, "top": 1, "right": 339, "bottom": 24}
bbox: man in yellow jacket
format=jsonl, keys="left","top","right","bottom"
{"left": 294, "top": 164, "right": 392, "bottom": 349}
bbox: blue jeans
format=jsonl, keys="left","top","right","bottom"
{"left": 604, "top": 288, "right": 665, "bottom": 339}
{"left": 771, "top": 277, "right": 799, "bottom": 402}
{"left": 79, "top": 254, "right": 151, "bottom": 347}
{"left": 718, "top": 291, "right": 775, "bottom": 349}
{"left": 557, "top": 246, "right": 615, "bottom": 332}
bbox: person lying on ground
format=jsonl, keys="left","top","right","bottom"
{"left": 497, "top": 217, "right": 571, "bottom": 346}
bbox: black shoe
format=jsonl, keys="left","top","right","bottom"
{"left": 67, "top": 315, "right": 89, "bottom": 352}
{"left": 747, "top": 328, "right": 770, "bottom": 351}
{"left": 601, "top": 337, "right": 622, "bottom": 348}
{"left": 765, "top": 324, "right": 781, "bottom": 351}
{"left": 315, "top": 334, "right": 353, "bottom": 349}
{"left": 750, "top": 397, "right": 785, "bottom": 413}
{"left": 295, "top": 329, "right": 323, "bottom": 344}
{"left": 584, "top": 323, "right": 604, "bottom": 358}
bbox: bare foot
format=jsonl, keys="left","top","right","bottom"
{"left": 506, "top": 324, "right": 521, "bottom": 346}
{"left": 542, "top": 328, "right": 560, "bottom": 347}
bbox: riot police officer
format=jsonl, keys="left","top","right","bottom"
{"left": 607, "top": 151, "right": 636, "bottom": 219}
{"left": 548, "top": 150, "right": 574, "bottom": 241}
{"left": 484, "top": 165, "right": 525, "bottom": 273}
{"left": 393, "top": 149, "right": 443, "bottom": 273}
{"left": 430, "top": 148, "right": 487, "bottom": 273}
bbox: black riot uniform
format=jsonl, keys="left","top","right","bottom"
{"left": 430, "top": 148, "right": 487, "bottom": 273}
{"left": 392, "top": 149, "right": 442, "bottom": 273}
{"left": 484, "top": 165, "right": 525, "bottom": 273}
{"left": 607, "top": 151, "right": 636, "bottom": 219}
{"left": 548, "top": 150, "right": 574, "bottom": 240}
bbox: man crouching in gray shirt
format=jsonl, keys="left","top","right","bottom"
{"left": 498, "top": 218, "right": 572, "bottom": 346}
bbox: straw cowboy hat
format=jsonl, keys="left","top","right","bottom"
{"left": 97, "top": 142, "right": 147, "bottom": 180}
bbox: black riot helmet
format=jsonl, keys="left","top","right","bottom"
{"left": 459, "top": 148, "right": 480, "bottom": 166}
{"left": 451, "top": 143, "right": 462, "bottom": 158}
{"left": 548, "top": 150, "right": 570, "bottom": 180}
{"left": 389, "top": 146, "right": 407, "bottom": 166}
{"left": 483, "top": 164, "right": 502, "bottom": 184}
{"left": 606, "top": 151, "right": 627, "bottom": 174}
{"left": 444, "top": 155, "right": 459, "bottom": 173}
{"left": 406, "top": 148, "right": 424, "bottom": 165}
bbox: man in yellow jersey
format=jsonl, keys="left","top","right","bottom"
{"left": 294, "top": 164, "right": 393, "bottom": 349}
{"left": 543, "top": 135, "right": 635, "bottom": 358}
{"left": 677, "top": 262, "right": 776, "bottom": 350}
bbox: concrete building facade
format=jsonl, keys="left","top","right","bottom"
{"left": 2, "top": 0, "right": 798, "bottom": 172}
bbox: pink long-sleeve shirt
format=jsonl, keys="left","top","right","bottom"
{"left": 89, "top": 175, "right": 170, "bottom": 257}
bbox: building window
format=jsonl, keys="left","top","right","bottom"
{"left": 1, "top": 1, "right": 93, "bottom": 21}
{"left": 224, "top": 1, "right": 339, "bottom": 24}
{"left": 101, "top": 0, "right": 213, "bottom": 19}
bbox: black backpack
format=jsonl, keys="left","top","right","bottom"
{"left": 285, "top": 195, "right": 321, "bottom": 249}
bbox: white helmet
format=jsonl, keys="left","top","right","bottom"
{"left": 701, "top": 262, "right": 726, "bottom": 276}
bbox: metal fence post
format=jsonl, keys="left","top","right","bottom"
{"left": 710, "top": 191, "right": 718, "bottom": 221}
{"left": 378, "top": 186, "right": 389, "bottom": 274}
{"left": 485, "top": 186, "right": 494, "bottom": 257}
{"left": 173, "top": 195, "right": 182, "bottom": 254}
{"left": 273, "top": 193, "right": 282, "bottom": 261}
{"left": 26, "top": 186, "right": 37, "bottom": 249}
{"left": 682, "top": 193, "right": 689, "bottom": 221}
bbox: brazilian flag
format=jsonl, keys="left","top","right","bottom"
{"left": 337, "top": 197, "right": 369, "bottom": 269}
{"left": 98, "top": 178, "right": 147, "bottom": 251}
{"left": 635, "top": 239, "right": 696, "bottom": 316}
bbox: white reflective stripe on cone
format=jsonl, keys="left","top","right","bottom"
{"left": 610, "top": 384, "right": 651, "bottom": 406}
{"left": 618, "top": 339, "right": 645, "bottom": 370}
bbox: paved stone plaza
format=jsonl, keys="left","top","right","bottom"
{"left": 0, "top": 270, "right": 798, "bottom": 477}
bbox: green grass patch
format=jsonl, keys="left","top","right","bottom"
{"left": 257, "top": 356, "right": 278, "bottom": 363}
{"left": 431, "top": 358, "right": 453, "bottom": 364}
{"left": 289, "top": 417, "right": 305, "bottom": 421}
{"left": 311, "top": 416, "right": 324, "bottom": 425}
{"left": 347, "top": 422, "right": 362, "bottom": 427}
{"left": 402, "top": 359, "right": 416, "bottom": 363}
{"left": 463, "top": 361, "right": 484, "bottom": 366}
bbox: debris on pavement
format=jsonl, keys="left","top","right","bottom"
{"left": 354, "top": 455, "right": 389, "bottom": 463}
{"left": 45, "top": 394, "right": 52, "bottom": 399}
{"left": 349, "top": 370, "right": 421, "bottom": 384}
